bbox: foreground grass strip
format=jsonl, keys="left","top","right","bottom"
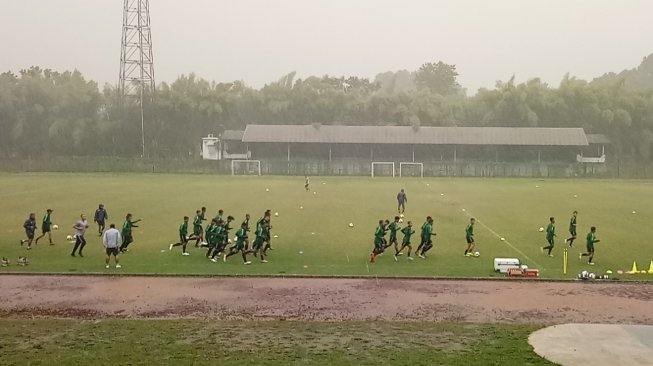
{"left": 0, "top": 319, "right": 556, "bottom": 365}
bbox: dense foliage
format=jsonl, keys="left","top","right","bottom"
{"left": 1, "top": 56, "right": 653, "bottom": 160}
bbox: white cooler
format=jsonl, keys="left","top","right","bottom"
{"left": 493, "top": 258, "right": 520, "bottom": 273}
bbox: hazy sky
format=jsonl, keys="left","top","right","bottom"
{"left": 2, "top": 0, "right": 652, "bottom": 93}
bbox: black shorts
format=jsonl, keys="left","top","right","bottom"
{"left": 97, "top": 220, "right": 105, "bottom": 226}
{"left": 26, "top": 231, "right": 35, "bottom": 240}
{"left": 42, "top": 227, "right": 51, "bottom": 234}
{"left": 466, "top": 236, "right": 474, "bottom": 244}
{"left": 106, "top": 247, "right": 119, "bottom": 256}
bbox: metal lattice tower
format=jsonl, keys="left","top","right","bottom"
{"left": 119, "top": 0, "right": 155, "bottom": 157}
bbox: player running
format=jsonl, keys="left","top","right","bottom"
{"left": 35, "top": 209, "right": 54, "bottom": 246}
{"left": 169, "top": 216, "right": 191, "bottom": 256}
{"left": 395, "top": 221, "right": 415, "bottom": 260}
{"left": 223, "top": 223, "right": 252, "bottom": 265}
{"left": 464, "top": 218, "right": 476, "bottom": 257}
{"left": 20, "top": 213, "right": 37, "bottom": 249}
{"left": 71, "top": 214, "right": 89, "bottom": 257}
{"left": 247, "top": 220, "right": 268, "bottom": 263}
{"left": 541, "top": 217, "right": 556, "bottom": 257}
{"left": 579, "top": 226, "right": 600, "bottom": 265}
{"left": 241, "top": 214, "right": 251, "bottom": 250}
{"left": 305, "top": 176, "right": 310, "bottom": 192}
{"left": 565, "top": 211, "right": 578, "bottom": 247}
{"left": 417, "top": 217, "right": 436, "bottom": 258}
{"left": 370, "top": 220, "right": 386, "bottom": 263}
{"left": 119, "top": 213, "right": 141, "bottom": 253}
{"left": 386, "top": 216, "right": 402, "bottom": 256}
{"left": 190, "top": 210, "right": 203, "bottom": 247}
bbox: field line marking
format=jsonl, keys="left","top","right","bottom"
{"left": 365, "top": 262, "right": 370, "bottom": 273}
{"left": 462, "top": 210, "right": 544, "bottom": 270}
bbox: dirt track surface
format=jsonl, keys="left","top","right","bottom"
{"left": 0, "top": 275, "right": 651, "bottom": 324}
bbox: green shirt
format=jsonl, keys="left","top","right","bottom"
{"left": 422, "top": 223, "right": 433, "bottom": 238}
{"left": 569, "top": 216, "right": 577, "bottom": 232}
{"left": 401, "top": 226, "right": 415, "bottom": 242}
{"left": 586, "top": 232, "right": 597, "bottom": 246}
{"left": 42, "top": 213, "right": 52, "bottom": 230}
{"left": 122, "top": 219, "right": 139, "bottom": 235}
{"left": 374, "top": 225, "right": 385, "bottom": 246}
{"left": 389, "top": 222, "right": 400, "bottom": 237}
{"left": 193, "top": 215, "right": 202, "bottom": 229}
{"left": 235, "top": 227, "right": 246, "bottom": 244}
{"left": 179, "top": 222, "right": 188, "bottom": 236}
{"left": 465, "top": 223, "right": 474, "bottom": 238}
{"left": 546, "top": 223, "right": 555, "bottom": 240}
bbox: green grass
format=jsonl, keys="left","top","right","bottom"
{"left": 0, "top": 319, "right": 556, "bottom": 365}
{"left": 0, "top": 173, "right": 652, "bottom": 279}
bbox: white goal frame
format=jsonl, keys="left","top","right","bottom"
{"left": 371, "top": 162, "right": 395, "bottom": 177}
{"left": 399, "top": 162, "right": 424, "bottom": 178}
{"left": 231, "top": 160, "right": 261, "bottom": 176}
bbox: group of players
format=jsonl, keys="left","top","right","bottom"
{"left": 369, "top": 215, "right": 464, "bottom": 263}
{"left": 168, "top": 208, "right": 274, "bottom": 265}
{"left": 19, "top": 205, "right": 140, "bottom": 257}
{"left": 541, "top": 211, "right": 600, "bottom": 265}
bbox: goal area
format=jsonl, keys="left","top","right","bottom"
{"left": 399, "top": 162, "right": 423, "bottom": 178}
{"left": 371, "top": 162, "right": 395, "bottom": 177}
{"left": 231, "top": 160, "right": 261, "bottom": 176}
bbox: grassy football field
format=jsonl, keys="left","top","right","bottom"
{"left": 0, "top": 173, "right": 652, "bottom": 279}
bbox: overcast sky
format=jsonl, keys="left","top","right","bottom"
{"left": 1, "top": 0, "right": 652, "bottom": 94}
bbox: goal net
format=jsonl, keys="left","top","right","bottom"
{"left": 371, "top": 162, "right": 395, "bottom": 177}
{"left": 231, "top": 160, "right": 261, "bottom": 176}
{"left": 399, "top": 162, "right": 424, "bottom": 178}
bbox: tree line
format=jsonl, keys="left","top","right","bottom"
{"left": 1, "top": 55, "right": 653, "bottom": 161}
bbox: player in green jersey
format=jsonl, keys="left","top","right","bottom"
{"left": 119, "top": 213, "right": 141, "bottom": 253}
{"left": 35, "top": 209, "right": 54, "bottom": 245}
{"left": 416, "top": 217, "right": 436, "bottom": 258}
{"left": 580, "top": 226, "right": 600, "bottom": 265}
{"left": 203, "top": 219, "right": 218, "bottom": 256}
{"left": 241, "top": 214, "right": 251, "bottom": 250}
{"left": 464, "top": 218, "right": 476, "bottom": 257}
{"left": 223, "top": 223, "right": 252, "bottom": 265}
{"left": 395, "top": 221, "right": 415, "bottom": 260}
{"left": 565, "top": 211, "right": 578, "bottom": 247}
{"left": 169, "top": 216, "right": 190, "bottom": 255}
{"left": 541, "top": 217, "right": 556, "bottom": 257}
{"left": 370, "top": 220, "right": 386, "bottom": 263}
{"left": 386, "top": 216, "right": 402, "bottom": 259}
{"left": 208, "top": 219, "right": 224, "bottom": 260}
{"left": 417, "top": 218, "right": 436, "bottom": 258}
{"left": 247, "top": 220, "right": 268, "bottom": 262}
{"left": 189, "top": 210, "right": 203, "bottom": 247}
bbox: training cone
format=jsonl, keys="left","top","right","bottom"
{"left": 628, "top": 261, "right": 638, "bottom": 274}
{"left": 648, "top": 260, "right": 653, "bottom": 274}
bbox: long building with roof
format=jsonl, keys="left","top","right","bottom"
{"left": 206, "top": 124, "right": 609, "bottom": 176}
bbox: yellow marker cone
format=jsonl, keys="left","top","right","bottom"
{"left": 630, "top": 261, "right": 638, "bottom": 274}
{"left": 648, "top": 260, "right": 653, "bottom": 274}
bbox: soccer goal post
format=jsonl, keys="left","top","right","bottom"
{"left": 399, "top": 162, "right": 424, "bottom": 178}
{"left": 371, "top": 162, "right": 395, "bottom": 177}
{"left": 231, "top": 160, "right": 261, "bottom": 176}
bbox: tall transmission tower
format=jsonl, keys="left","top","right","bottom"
{"left": 119, "top": 0, "right": 155, "bottom": 158}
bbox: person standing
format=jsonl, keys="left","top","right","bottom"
{"left": 120, "top": 213, "right": 141, "bottom": 253}
{"left": 20, "top": 213, "right": 37, "bottom": 249}
{"left": 71, "top": 214, "right": 89, "bottom": 257}
{"left": 94, "top": 204, "right": 108, "bottom": 236}
{"left": 169, "top": 216, "right": 190, "bottom": 256}
{"left": 305, "top": 176, "right": 310, "bottom": 192}
{"left": 565, "top": 211, "right": 578, "bottom": 247}
{"left": 397, "top": 189, "right": 407, "bottom": 214}
{"left": 464, "top": 218, "right": 476, "bottom": 257}
{"left": 102, "top": 223, "right": 122, "bottom": 268}
{"left": 541, "top": 217, "right": 556, "bottom": 257}
{"left": 580, "top": 226, "right": 600, "bottom": 265}
{"left": 35, "top": 209, "right": 54, "bottom": 246}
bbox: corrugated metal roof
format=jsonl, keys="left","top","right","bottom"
{"left": 586, "top": 134, "right": 610, "bottom": 144}
{"left": 221, "top": 130, "right": 244, "bottom": 141}
{"left": 242, "top": 125, "right": 589, "bottom": 146}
